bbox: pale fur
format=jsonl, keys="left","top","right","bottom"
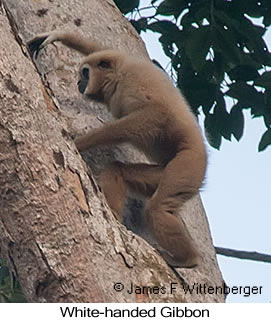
{"left": 28, "top": 31, "right": 207, "bottom": 268}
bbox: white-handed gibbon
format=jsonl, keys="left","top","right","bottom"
{"left": 28, "top": 31, "right": 207, "bottom": 268}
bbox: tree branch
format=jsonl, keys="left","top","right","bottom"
{"left": 216, "top": 247, "right": 271, "bottom": 264}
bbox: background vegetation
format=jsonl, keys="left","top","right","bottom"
{"left": 114, "top": 0, "right": 271, "bottom": 151}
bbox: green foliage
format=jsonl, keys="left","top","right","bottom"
{"left": 114, "top": 0, "right": 271, "bottom": 151}
{"left": 259, "top": 129, "right": 271, "bottom": 151}
{"left": 114, "top": 0, "right": 140, "bottom": 14}
{"left": 0, "top": 259, "right": 26, "bottom": 303}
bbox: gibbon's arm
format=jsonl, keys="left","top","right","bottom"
{"left": 75, "top": 109, "right": 161, "bottom": 151}
{"left": 28, "top": 31, "right": 104, "bottom": 58}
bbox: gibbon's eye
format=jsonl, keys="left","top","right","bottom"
{"left": 98, "top": 60, "right": 110, "bottom": 69}
{"left": 81, "top": 66, "right": 89, "bottom": 79}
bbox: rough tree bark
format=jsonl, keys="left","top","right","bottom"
{"left": 0, "top": 0, "right": 224, "bottom": 302}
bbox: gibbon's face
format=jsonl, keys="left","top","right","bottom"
{"left": 78, "top": 52, "right": 115, "bottom": 103}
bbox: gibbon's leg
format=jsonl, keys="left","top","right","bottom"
{"left": 100, "top": 158, "right": 201, "bottom": 268}
{"left": 28, "top": 31, "right": 104, "bottom": 58}
{"left": 145, "top": 149, "right": 204, "bottom": 268}
{"left": 99, "top": 162, "right": 163, "bottom": 222}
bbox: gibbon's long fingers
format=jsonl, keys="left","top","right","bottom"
{"left": 28, "top": 31, "right": 104, "bottom": 58}
{"left": 27, "top": 33, "right": 50, "bottom": 58}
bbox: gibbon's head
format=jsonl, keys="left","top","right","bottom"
{"left": 78, "top": 50, "right": 122, "bottom": 103}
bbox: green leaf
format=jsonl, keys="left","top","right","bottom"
{"left": 130, "top": 18, "right": 148, "bottom": 34}
{"left": 180, "top": 73, "right": 217, "bottom": 113}
{"left": 200, "top": 60, "right": 216, "bottom": 82}
{"left": 156, "top": 0, "right": 187, "bottom": 17}
{"left": 258, "top": 129, "right": 271, "bottom": 151}
{"left": 180, "top": 3, "right": 209, "bottom": 27}
{"left": 159, "top": 35, "right": 175, "bottom": 58}
{"left": 148, "top": 20, "right": 181, "bottom": 38}
{"left": 230, "top": 105, "right": 244, "bottom": 141}
{"left": 263, "top": 11, "right": 271, "bottom": 27}
{"left": 114, "top": 0, "right": 139, "bottom": 14}
{"left": 215, "top": 94, "right": 231, "bottom": 140}
{"left": 213, "top": 27, "right": 241, "bottom": 64}
{"left": 226, "top": 82, "right": 264, "bottom": 111}
{"left": 186, "top": 26, "right": 211, "bottom": 72}
{"left": 243, "top": 0, "right": 265, "bottom": 18}
{"left": 213, "top": 52, "right": 226, "bottom": 83}
{"left": 228, "top": 65, "right": 259, "bottom": 82}
{"left": 148, "top": 21, "right": 182, "bottom": 58}
{"left": 263, "top": 90, "right": 271, "bottom": 127}
{"left": 204, "top": 113, "right": 222, "bottom": 149}
{"left": 254, "top": 71, "right": 271, "bottom": 89}
{"left": 235, "top": 17, "right": 270, "bottom": 65}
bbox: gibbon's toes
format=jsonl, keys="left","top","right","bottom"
{"left": 27, "top": 35, "right": 48, "bottom": 58}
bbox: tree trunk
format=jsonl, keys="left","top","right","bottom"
{"left": 0, "top": 0, "right": 224, "bottom": 302}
